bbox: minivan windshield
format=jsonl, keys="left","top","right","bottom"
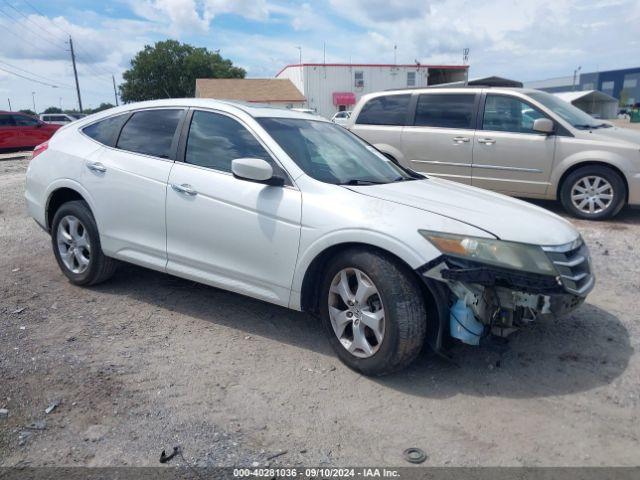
{"left": 257, "top": 118, "right": 418, "bottom": 185}
{"left": 528, "top": 91, "right": 611, "bottom": 129}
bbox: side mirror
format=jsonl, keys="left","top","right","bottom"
{"left": 532, "top": 118, "right": 554, "bottom": 134}
{"left": 231, "top": 158, "right": 284, "bottom": 186}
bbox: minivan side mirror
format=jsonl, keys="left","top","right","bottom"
{"left": 532, "top": 118, "right": 554, "bottom": 134}
{"left": 231, "top": 158, "right": 284, "bottom": 186}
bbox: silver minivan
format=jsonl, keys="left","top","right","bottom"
{"left": 348, "top": 87, "right": 640, "bottom": 219}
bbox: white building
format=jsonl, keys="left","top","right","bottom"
{"left": 276, "top": 63, "right": 468, "bottom": 119}
{"left": 554, "top": 90, "right": 618, "bottom": 119}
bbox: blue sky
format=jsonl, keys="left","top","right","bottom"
{"left": 1, "top": 0, "right": 638, "bottom": 111}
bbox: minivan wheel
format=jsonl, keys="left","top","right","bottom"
{"left": 560, "top": 165, "right": 626, "bottom": 220}
{"left": 51, "top": 200, "right": 117, "bottom": 286}
{"left": 319, "top": 248, "right": 427, "bottom": 376}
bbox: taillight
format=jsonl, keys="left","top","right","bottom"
{"left": 32, "top": 141, "right": 48, "bottom": 159}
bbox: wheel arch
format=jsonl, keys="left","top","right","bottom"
{"left": 556, "top": 161, "right": 629, "bottom": 202}
{"left": 45, "top": 183, "right": 93, "bottom": 232}
{"left": 297, "top": 241, "right": 450, "bottom": 352}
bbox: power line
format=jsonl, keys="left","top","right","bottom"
{"left": 0, "top": 0, "right": 111, "bottom": 85}
{"left": 19, "top": 0, "right": 114, "bottom": 76}
{"left": 15, "top": 0, "right": 116, "bottom": 82}
{"left": 2, "top": 0, "right": 63, "bottom": 44}
{"left": 0, "top": 15, "right": 62, "bottom": 54}
{"left": 21, "top": 0, "right": 69, "bottom": 38}
{"left": 0, "top": 59, "right": 74, "bottom": 88}
{"left": 0, "top": 6, "right": 68, "bottom": 53}
{"left": 0, "top": 64, "right": 61, "bottom": 88}
{"left": 75, "top": 55, "right": 116, "bottom": 82}
{"left": 5, "top": 1, "right": 118, "bottom": 105}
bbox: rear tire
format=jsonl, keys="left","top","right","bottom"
{"left": 319, "top": 248, "right": 427, "bottom": 376}
{"left": 560, "top": 165, "right": 626, "bottom": 220}
{"left": 51, "top": 200, "right": 117, "bottom": 286}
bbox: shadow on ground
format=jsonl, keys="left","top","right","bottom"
{"left": 94, "top": 263, "right": 632, "bottom": 400}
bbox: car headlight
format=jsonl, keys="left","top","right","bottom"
{"left": 419, "top": 230, "right": 557, "bottom": 276}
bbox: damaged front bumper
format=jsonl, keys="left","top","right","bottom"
{"left": 418, "top": 238, "right": 595, "bottom": 346}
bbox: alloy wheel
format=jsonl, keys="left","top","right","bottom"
{"left": 328, "top": 268, "right": 385, "bottom": 358}
{"left": 56, "top": 215, "right": 91, "bottom": 274}
{"left": 570, "top": 175, "right": 614, "bottom": 215}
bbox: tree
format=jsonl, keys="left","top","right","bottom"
{"left": 19, "top": 109, "right": 36, "bottom": 116}
{"left": 85, "top": 103, "right": 115, "bottom": 114}
{"left": 43, "top": 106, "right": 63, "bottom": 114}
{"left": 119, "top": 40, "right": 245, "bottom": 102}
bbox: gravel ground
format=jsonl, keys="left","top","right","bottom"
{"left": 1, "top": 158, "right": 639, "bottom": 468}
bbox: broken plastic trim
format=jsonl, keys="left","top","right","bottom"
{"left": 417, "top": 255, "right": 565, "bottom": 295}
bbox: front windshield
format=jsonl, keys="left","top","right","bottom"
{"left": 257, "top": 117, "right": 417, "bottom": 185}
{"left": 528, "top": 91, "right": 609, "bottom": 129}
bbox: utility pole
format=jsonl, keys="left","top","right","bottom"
{"left": 69, "top": 36, "right": 83, "bottom": 113}
{"left": 296, "top": 46, "right": 303, "bottom": 106}
{"left": 463, "top": 48, "right": 470, "bottom": 86}
{"left": 7, "top": 98, "right": 11, "bottom": 110}
{"left": 32, "top": 91, "right": 36, "bottom": 112}
{"left": 112, "top": 75, "right": 119, "bottom": 106}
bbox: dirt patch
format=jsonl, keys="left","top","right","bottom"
{"left": 1, "top": 159, "right": 639, "bottom": 467}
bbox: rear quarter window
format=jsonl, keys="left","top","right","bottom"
{"left": 82, "top": 114, "right": 130, "bottom": 147}
{"left": 355, "top": 94, "right": 411, "bottom": 126}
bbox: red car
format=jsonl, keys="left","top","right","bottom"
{"left": 0, "top": 111, "right": 61, "bottom": 152}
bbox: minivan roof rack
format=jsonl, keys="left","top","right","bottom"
{"left": 385, "top": 76, "right": 523, "bottom": 91}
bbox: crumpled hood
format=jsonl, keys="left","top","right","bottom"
{"left": 587, "top": 125, "right": 640, "bottom": 147}
{"left": 347, "top": 178, "right": 579, "bottom": 246}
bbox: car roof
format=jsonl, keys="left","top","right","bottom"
{"left": 78, "top": 98, "right": 328, "bottom": 124}
{"left": 0, "top": 111, "right": 32, "bottom": 115}
{"left": 379, "top": 86, "right": 542, "bottom": 96}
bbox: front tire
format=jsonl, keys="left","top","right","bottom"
{"left": 560, "top": 165, "right": 626, "bottom": 220}
{"left": 319, "top": 248, "right": 427, "bottom": 376}
{"left": 51, "top": 200, "right": 117, "bottom": 286}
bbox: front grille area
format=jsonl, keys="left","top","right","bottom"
{"left": 543, "top": 238, "right": 594, "bottom": 296}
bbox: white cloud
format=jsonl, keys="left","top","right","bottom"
{"left": 130, "top": 0, "right": 212, "bottom": 34}
{"left": 204, "top": 0, "right": 270, "bottom": 21}
{"left": 328, "top": 0, "right": 435, "bottom": 23}
{"left": 129, "top": 0, "right": 271, "bottom": 34}
{"left": 2, "top": 0, "right": 638, "bottom": 110}
{"left": 323, "top": 0, "right": 640, "bottom": 81}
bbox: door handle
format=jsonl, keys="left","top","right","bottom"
{"left": 452, "top": 136, "right": 470, "bottom": 144}
{"left": 171, "top": 183, "right": 198, "bottom": 196}
{"left": 86, "top": 161, "right": 106, "bottom": 173}
{"left": 478, "top": 138, "right": 496, "bottom": 145}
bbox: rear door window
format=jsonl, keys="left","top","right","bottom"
{"left": 414, "top": 93, "right": 476, "bottom": 129}
{"left": 116, "top": 109, "right": 184, "bottom": 158}
{"left": 82, "top": 113, "right": 130, "bottom": 147}
{"left": 355, "top": 94, "right": 411, "bottom": 126}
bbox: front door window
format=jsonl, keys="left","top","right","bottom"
{"left": 482, "top": 95, "right": 546, "bottom": 134}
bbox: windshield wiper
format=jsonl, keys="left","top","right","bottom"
{"left": 573, "top": 123, "right": 608, "bottom": 130}
{"left": 391, "top": 176, "right": 418, "bottom": 182}
{"left": 339, "top": 179, "right": 385, "bottom": 185}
